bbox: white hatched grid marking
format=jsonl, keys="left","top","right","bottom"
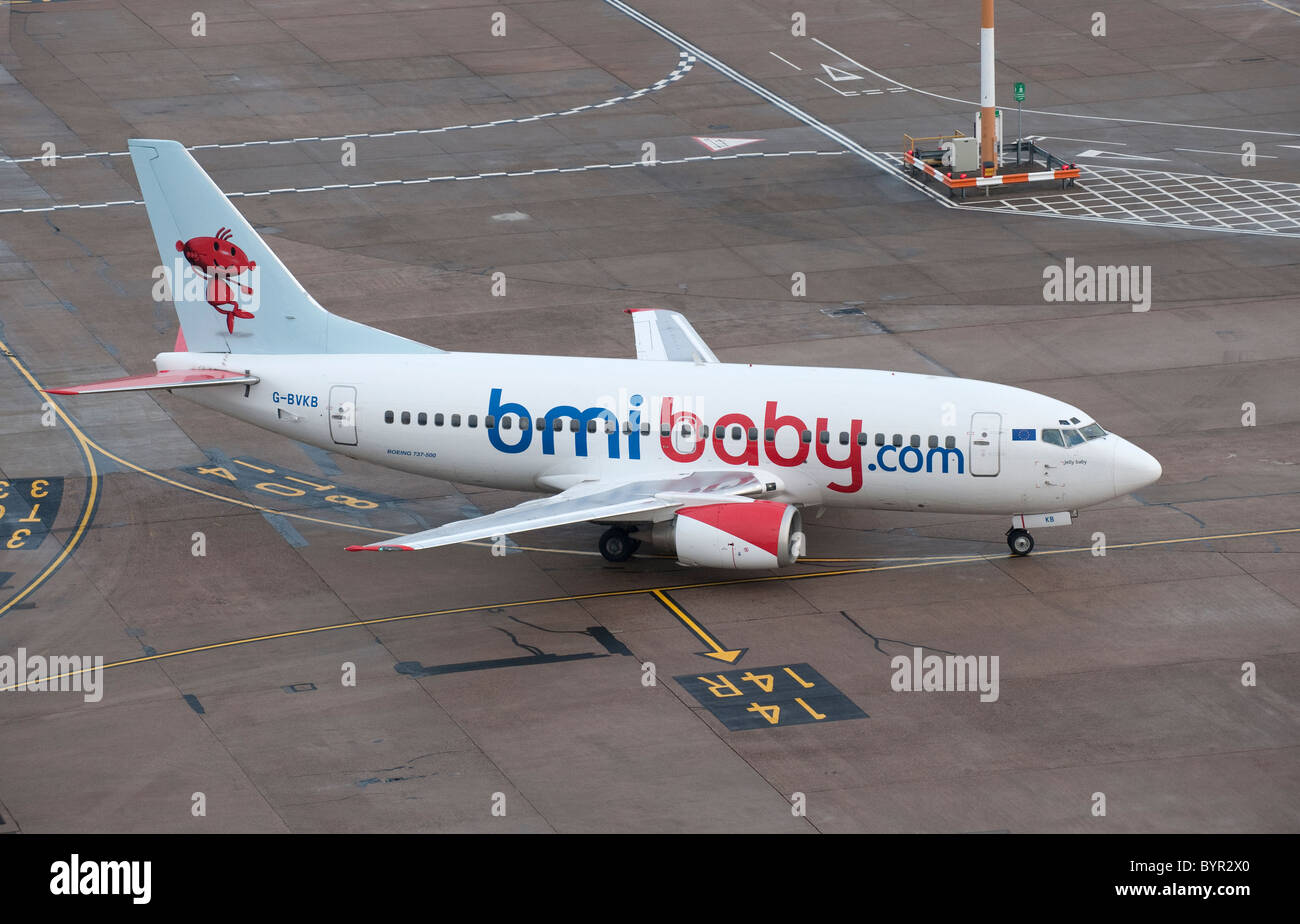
{"left": 883, "top": 154, "right": 1300, "bottom": 238}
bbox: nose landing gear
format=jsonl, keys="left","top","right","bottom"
{"left": 1006, "top": 527, "right": 1035, "bottom": 556}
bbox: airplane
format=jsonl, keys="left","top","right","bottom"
{"left": 47, "top": 140, "right": 1162, "bottom": 569}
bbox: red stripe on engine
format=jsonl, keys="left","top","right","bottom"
{"left": 676, "top": 501, "right": 787, "bottom": 557}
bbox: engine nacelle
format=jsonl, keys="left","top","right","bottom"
{"left": 655, "top": 501, "right": 805, "bottom": 569}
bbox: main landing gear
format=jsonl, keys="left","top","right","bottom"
{"left": 599, "top": 526, "right": 641, "bottom": 563}
{"left": 1006, "top": 527, "right": 1035, "bottom": 556}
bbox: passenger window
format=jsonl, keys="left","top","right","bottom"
{"left": 680, "top": 424, "right": 691, "bottom": 438}
{"left": 434, "top": 413, "right": 444, "bottom": 426}
{"left": 945, "top": 436, "right": 955, "bottom": 449}
{"left": 384, "top": 410, "right": 394, "bottom": 424}
{"left": 536, "top": 418, "right": 545, "bottom": 431}
{"left": 909, "top": 435, "right": 920, "bottom": 448}
{"left": 801, "top": 430, "right": 812, "bottom": 443}
{"left": 587, "top": 419, "right": 597, "bottom": 433}
{"left": 928, "top": 435, "right": 938, "bottom": 449}
{"left": 839, "top": 431, "right": 849, "bottom": 445}
{"left": 892, "top": 434, "right": 902, "bottom": 447}
{"left": 555, "top": 419, "right": 565, "bottom": 432}
{"left": 731, "top": 426, "right": 743, "bottom": 440}
{"left": 700, "top": 426, "right": 709, "bottom": 439}
{"left": 640, "top": 423, "right": 650, "bottom": 436}
{"left": 748, "top": 427, "right": 758, "bottom": 441}
{"left": 485, "top": 415, "right": 495, "bottom": 429}
{"left": 1063, "top": 429, "right": 1084, "bottom": 447}
{"left": 451, "top": 414, "right": 461, "bottom": 427}
{"left": 1080, "top": 423, "right": 1106, "bottom": 440}
{"left": 661, "top": 423, "right": 672, "bottom": 437}
{"left": 819, "top": 431, "right": 830, "bottom": 444}
{"left": 468, "top": 415, "right": 478, "bottom": 428}
{"left": 875, "top": 433, "right": 885, "bottom": 446}
{"left": 569, "top": 419, "right": 578, "bottom": 432}
{"left": 765, "top": 428, "right": 775, "bottom": 442}
{"left": 401, "top": 411, "right": 411, "bottom": 425}
{"left": 417, "top": 412, "right": 427, "bottom": 426}
{"left": 606, "top": 419, "right": 616, "bottom": 434}
{"left": 501, "top": 416, "right": 513, "bottom": 430}
{"left": 856, "top": 432, "right": 868, "bottom": 446}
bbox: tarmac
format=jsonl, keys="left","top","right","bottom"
{"left": 0, "top": 0, "right": 1297, "bottom": 832}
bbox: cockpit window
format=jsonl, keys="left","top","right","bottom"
{"left": 1062, "top": 428, "right": 1085, "bottom": 447}
{"left": 1041, "top": 428, "right": 1064, "bottom": 447}
{"left": 1079, "top": 423, "right": 1106, "bottom": 440}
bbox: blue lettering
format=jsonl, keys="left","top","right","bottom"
{"left": 488, "top": 388, "right": 531, "bottom": 454}
{"left": 542, "top": 405, "right": 619, "bottom": 458}
{"left": 926, "top": 446, "right": 965, "bottom": 474}
{"left": 898, "top": 446, "right": 923, "bottom": 473}
{"left": 627, "top": 394, "right": 642, "bottom": 461}
{"left": 877, "top": 445, "right": 897, "bottom": 472}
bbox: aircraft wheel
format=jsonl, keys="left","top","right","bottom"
{"left": 1007, "top": 528, "right": 1034, "bottom": 556}
{"left": 599, "top": 527, "right": 639, "bottom": 562}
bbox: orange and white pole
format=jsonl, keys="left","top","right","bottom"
{"left": 980, "top": 0, "right": 996, "bottom": 171}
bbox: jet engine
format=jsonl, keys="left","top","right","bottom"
{"left": 651, "top": 500, "right": 805, "bottom": 569}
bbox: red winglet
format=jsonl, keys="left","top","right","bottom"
{"left": 346, "top": 544, "right": 415, "bottom": 552}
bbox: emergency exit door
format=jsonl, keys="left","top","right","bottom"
{"left": 329, "top": 385, "right": 357, "bottom": 446}
{"left": 969, "top": 412, "right": 1001, "bottom": 476}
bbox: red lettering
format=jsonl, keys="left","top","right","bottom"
{"left": 711, "top": 412, "right": 758, "bottom": 465}
{"left": 815, "top": 417, "right": 864, "bottom": 493}
{"left": 763, "top": 400, "right": 808, "bottom": 467}
{"left": 659, "top": 397, "right": 705, "bottom": 463}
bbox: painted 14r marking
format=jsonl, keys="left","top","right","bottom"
{"left": 676, "top": 662, "right": 868, "bottom": 731}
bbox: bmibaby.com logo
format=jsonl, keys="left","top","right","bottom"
{"left": 50, "top": 855, "right": 151, "bottom": 904}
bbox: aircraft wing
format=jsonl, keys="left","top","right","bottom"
{"left": 347, "top": 471, "right": 764, "bottom": 551}
{"left": 625, "top": 309, "right": 719, "bottom": 363}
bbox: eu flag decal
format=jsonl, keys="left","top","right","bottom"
{"left": 1012, "top": 428, "right": 1036, "bottom": 441}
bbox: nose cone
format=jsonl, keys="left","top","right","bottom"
{"left": 1114, "top": 439, "right": 1162, "bottom": 497}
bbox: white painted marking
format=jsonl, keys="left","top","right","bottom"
{"left": 813, "top": 77, "right": 857, "bottom": 97}
{"left": 1, "top": 51, "right": 696, "bottom": 165}
{"left": 811, "top": 36, "right": 1300, "bottom": 137}
{"left": 693, "top": 136, "right": 764, "bottom": 152}
{"left": 1175, "top": 147, "right": 1278, "bottom": 159}
{"left": 768, "top": 51, "right": 801, "bottom": 71}
{"left": 1076, "top": 149, "right": 1170, "bottom": 162}
{"left": 821, "top": 63, "right": 862, "bottom": 82}
{"left": 1028, "top": 136, "right": 1127, "bottom": 146}
{"left": 0, "top": 151, "right": 852, "bottom": 215}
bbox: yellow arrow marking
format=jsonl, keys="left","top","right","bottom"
{"left": 651, "top": 589, "right": 745, "bottom": 663}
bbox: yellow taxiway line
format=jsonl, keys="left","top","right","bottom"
{"left": 4, "top": 522, "right": 1297, "bottom": 692}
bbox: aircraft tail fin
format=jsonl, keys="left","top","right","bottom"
{"left": 128, "top": 139, "right": 440, "bottom": 356}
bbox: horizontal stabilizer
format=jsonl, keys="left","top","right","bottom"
{"left": 45, "top": 369, "right": 259, "bottom": 395}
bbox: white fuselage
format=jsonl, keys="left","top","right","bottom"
{"left": 155, "top": 350, "right": 1154, "bottom": 518}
